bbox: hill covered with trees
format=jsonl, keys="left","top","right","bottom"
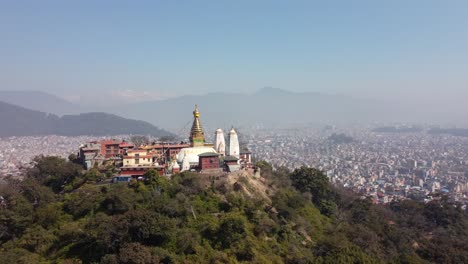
{"left": 0, "top": 157, "right": 467, "bottom": 263}
{"left": 0, "top": 101, "right": 173, "bottom": 137}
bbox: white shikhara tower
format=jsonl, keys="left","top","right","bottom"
{"left": 214, "top": 128, "right": 226, "bottom": 156}
{"left": 226, "top": 127, "right": 240, "bottom": 158}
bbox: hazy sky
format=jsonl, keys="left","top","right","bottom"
{"left": 1, "top": 0, "right": 467, "bottom": 107}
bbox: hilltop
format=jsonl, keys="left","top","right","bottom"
{"left": 0, "top": 90, "right": 82, "bottom": 115}
{"left": 0, "top": 101, "right": 173, "bottom": 137}
{"left": 0, "top": 156, "right": 466, "bottom": 263}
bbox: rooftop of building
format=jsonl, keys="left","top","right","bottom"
{"left": 119, "top": 142, "right": 134, "bottom": 147}
{"left": 224, "top": 155, "right": 239, "bottom": 161}
{"left": 127, "top": 149, "right": 148, "bottom": 153}
{"left": 140, "top": 143, "right": 190, "bottom": 149}
{"left": 121, "top": 164, "right": 165, "bottom": 169}
{"left": 198, "top": 152, "right": 220, "bottom": 157}
{"left": 101, "top": 140, "right": 122, "bottom": 145}
{"left": 81, "top": 147, "right": 100, "bottom": 151}
{"left": 123, "top": 154, "right": 156, "bottom": 159}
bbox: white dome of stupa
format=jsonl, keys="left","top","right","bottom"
{"left": 176, "top": 146, "right": 217, "bottom": 164}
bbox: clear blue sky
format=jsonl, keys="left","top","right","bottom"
{"left": 1, "top": 0, "right": 467, "bottom": 106}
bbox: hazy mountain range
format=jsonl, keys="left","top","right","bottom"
{"left": 0, "top": 90, "right": 83, "bottom": 115}
{"left": 108, "top": 87, "right": 387, "bottom": 129}
{"left": 1, "top": 88, "right": 467, "bottom": 132}
{"left": 0, "top": 101, "right": 172, "bottom": 137}
{"left": 102, "top": 87, "right": 468, "bottom": 129}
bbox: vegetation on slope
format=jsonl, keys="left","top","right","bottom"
{"left": 0, "top": 101, "right": 172, "bottom": 137}
{"left": 0, "top": 157, "right": 466, "bottom": 263}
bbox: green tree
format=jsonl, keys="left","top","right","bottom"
{"left": 118, "top": 242, "right": 159, "bottom": 264}
{"left": 35, "top": 202, "right": 70, "bottom": 229}
{"left": 64, "top": 185, "right": 104, "bottom": 218}
{"left": 0, "top": 193, "right": 34, "bottom": 240}
{"left": 216, "top": 213, "right": 249, "bottom": 249}
{"left": 17, "top": 225, "right": 56, "bottom": 254}
{"left": 101, "top": 184, "right": 137, "bottom": 215}
{"left": 0, "top": 247, "right": 47, "bottom": 264}
{"left": 143, "top": 169, "right": 158, "bottom": 186}
{"left": 68, "top": 153, "right": 79, "bottom": 163}
{"left": 174, "top": 229, "right": 200, "bottom": 255}
{"left": 290, "top": 167, "right": 338, "bottom": 216}
{"left": 84, "top": 168, "right": 103, "bottom": 183}
{"left": 28, "top": 156, "right": 83, "bottom": 193}
{"left": 16, "top": 178, "right": 55, "bottom": 208}
{"left": 123, "top": 209, "right": 176, "bottom": 246}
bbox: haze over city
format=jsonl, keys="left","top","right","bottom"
{"left": 1, "top": 2, "right": 468, "bottom": 263}
{"left": 1, "top": 0, "right": 467, "bottom": 119}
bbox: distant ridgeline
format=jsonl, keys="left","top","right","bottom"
{"left": 373, "top": 126, "right": 468, "bottom": 137}
{"left": 428, "top": 128, "right": 468, "bottom": 137}
{"left": 0, "top": 100, "right": 173, "bottom": 137}
{"left": 373, "top": 126, "right": 423, "bottom": 133}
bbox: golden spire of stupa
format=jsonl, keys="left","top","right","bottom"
{"left": 190, "top": 104, "right": 205, "bottom": 147}
{"left": 193, "top": 104, "right": 200, "bottom": 118}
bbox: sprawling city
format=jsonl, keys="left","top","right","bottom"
{"left": 1, "top": 1, "right": 468, "bottom": 263}
{"left": 2, "top": 122, "right": 467, "bottom": 207}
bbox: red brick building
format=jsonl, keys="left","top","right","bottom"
{"left": 119, "top": 142, "right": 135, "bottom": 155}
{"left": 140, "top": 143, "right": 190, "bottom": 161}
{"left": 100, "top": 140, "right": 121, "bottom": 158}
{"left": 99, "top": 140, "right": 135, "bottom": 158}
{"left": 198, "top": 152, "right": 220, "bottom": 171}
{"left": 120, "top": 165, "right": 165, "bottom": 177}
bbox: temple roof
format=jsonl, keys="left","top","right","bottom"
{"left": 198, "top": 152, "right": 220, "bottom": 157}
{"left": 189, "top": 104, "right": 205, "bottom": 147}
{"left": 223, "top": 155, "right": 239, "bottom": 161}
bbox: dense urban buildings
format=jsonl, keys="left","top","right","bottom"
{"left": 0, "top": 135, "right": 103, "bottom": 178}
{"left": 1, "top": 124, "right": 467, "bottom": 207}
{"left": 244, "top": 126, "right": 468, "bottom": 206}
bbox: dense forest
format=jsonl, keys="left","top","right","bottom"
{"left": 0, "top": 156, "right": 467, "bottom": 263}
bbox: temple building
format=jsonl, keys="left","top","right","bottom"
{"left": 82, "top": 105, "right": 253, "bottom": 179}
{"left": 226, "top": 127, "right": 240, "bottom": 158}
{"left": 214, "top": 128, "right": 226, "bottom": 156}
{"left": 240, "top": 148, "right": 252, "bottom": 166}
{"left": 173, "top": 105, "right": 251, "bottom": 173}
{"left": 176, "top": 105, "right": 217, "bottom": 170}
{"left": 198, "top": 152, "right": 221, "bottom": 171}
